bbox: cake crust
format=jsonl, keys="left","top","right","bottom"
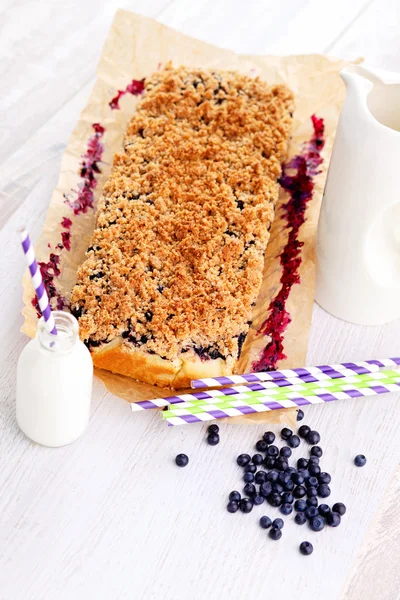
{"left": 71, "top": 64, "right": 294, "bottom": 388}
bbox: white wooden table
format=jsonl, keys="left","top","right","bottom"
{"left": 1, "top": 1, "right": 399, "bottom": 599}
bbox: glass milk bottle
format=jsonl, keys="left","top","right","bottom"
{"left": 16, "top": 311, "right": 93, "bottom": 447}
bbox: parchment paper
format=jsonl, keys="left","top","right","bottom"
{"left": 21, "top": 10, "right": 356, "bottom": 425}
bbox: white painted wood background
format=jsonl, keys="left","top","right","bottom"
{"left": 1, "top": 1, "right": 399, "bottom": 599}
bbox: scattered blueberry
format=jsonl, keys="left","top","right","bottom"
{"left": 298, "top": 425, "right": 311, "bottom": 439}
{"left": 286, "top": 467, "right": 297, "bottom": 476}
{"left": 306, "top": 497, "right": 318, "bottom": 508}
{"left": 256, "top": 440, "right": 268, "bottom": 452}
{"left": 243, "top": 472, "right": 255, "bottom": 483}
{"left": 311, "top": 446, "right": 323, "bottom": 458}
{"left": 267, "top": 445, "right": 279, "bottom": 457}
{"left": 208, "top": 424, "right": 219, "bottom": 434}
{"left": 354, "top": 454, "right": 367, "bottom": 467}
{"left": 318, "top": 484, "right": 331, "bottom": 498}
{"left": 175, "top": 453, "right": 189, "bottom": 467}
{"left": 288, "top": 435, "right": 300, "bottom": 449}
{"left": 282, "top": 492, "right": 294, "bottom": 504}
{"left": 298, "top": 468, "right": 310, "bottom": 480}
{"left": 307, "top": 487, "right": 318, "bottom": 498}
{"left": 293, "top": 485, "right": 307, "bottom": 499}
{"left": 266, "top": 470, "right": 279, "bottom": 482}
{"left": 259, "top": 515, "right": 272, "bottom": 529}
{"left": 255, "top": 471, "right": 267, "bottom": 484}
{"left": 297, "top": 458, "right": 309, "bottom": 469}
{"left": 264, "top": 456, "right": 276, "bottom": 469}
{"left": 253, "top": 494, "right": 264, "bottom": 505}
{"left": 207, "top": 432, "right": 220, "bottom": 445}
{"left": 292, "top": 473, "right": 305, "bottom": 486}
{"left": 227, "top": 501, "right": 239, "bottom": 513}
{"left": 308, "top": 456, "right": 320, "bottom": 465}
{"left": 332, "top": 502, "right": 346, "bottom": 516}
{"left": 280, "top": 503, "right": 293, "bottom": 516}
{"left": 305, "top": 506, "right": 319, "bottom": 520}
{"left": 306, "top": 430, "right": 321, "bottom": 445}
{"left": 299, "top": 541, "right": 313, "bottom": 555}
{"left": 284, "top": 479, "right": 295, "bottom": 492}
{"left": 244, "top": 483, "right": 256, "bottom": 497}
{"left": 263, "top": 431, "right": 275, "bottom": 444}
{"left": 272, "top": 482, "right": 284, "bottom": 494}
{"left": 294, "top": 499, "right": 307, "bottom": 512}
{"left": 278, "top": 471, "right": 291, "bottom": 484}
{"left": 326, "top": 512, "right": 341, "bottom": 527}
{"left": 252, "top": 453, "right": 263, "bottom": 466}
{"left": 310, "top": 516, "right": 325, "bottom": 532}
{"left": 267, "top": 493, "right": 282, "bottom": 507}
{"left": 281, "top": 427, "right": 293, "bottom": 440}
{"left": 280, "top": 446, "right": 292, "bottom": 458}
{"left": 269, "top": 527, "right": 282, "bottom": 540}
{"left": 244, "top": 463, "right": 257, "bottom": 474}
{"left": 259, "top": 482, "right": 273, "bottom": 498}
{"left": 229, "top": 491, "right": 241, "bottom": 502}
{"left": 318, "top": 504, "right": 331, "bottom": 517}
{"left": 306, "top": 476, "right": 319, "bottom": 488}
{"left": 295, "top": 512, "right": 307, "bottom": 525}
{"left": 240, "top": 498, "right": 253, "bottom": 513}
{"left": 318, "top": 472, "right": 331, "bottom": 484}
{"left": 309, "top": 464, "right": 321, "bottom": 476}
{"left": 275, "top": 458, "right": 289, "bottom": 472}
{"left": 237, "top": 454, "right": 251, "bottom": 467}
{"left": 297, "top": 409, "right": 305, "bottom": 421}
{"left": 272, "top": 518, "right": 284, "bottom": 529}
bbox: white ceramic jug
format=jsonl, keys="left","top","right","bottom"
{"left": 316, "top": 65, "right": 400, "bottom": 325}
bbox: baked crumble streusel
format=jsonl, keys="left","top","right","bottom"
{"left": 70, "top": 64, "right": 294, "bottom": 387}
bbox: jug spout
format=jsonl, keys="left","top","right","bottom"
{"left": 340, "top": 65, "right": 375, "bottom": 98}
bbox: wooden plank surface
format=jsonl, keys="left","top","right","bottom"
{"left": 0, "top": 1, "right": 399, "bottom": 599}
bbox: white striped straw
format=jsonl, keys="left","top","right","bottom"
{"left": 20, "top": 228, "right": 57, "bottom": 335}
{"left": 190, "top": 357, "right": 400, "bottom": 389}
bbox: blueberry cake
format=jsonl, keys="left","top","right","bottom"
{"left": 70, "top": 64, "right": 294, "bottom": 388}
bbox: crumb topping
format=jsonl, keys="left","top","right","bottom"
{"left": 70, "top": 64, "right": 294, "bottom": 362}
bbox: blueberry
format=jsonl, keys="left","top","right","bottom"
{"left": 284, "top": 479, "right": 295, "bottom": 491}
{"left": 207, "top": 432, "right": 220, "bottom": 445}
{"left": 260, "top": 482, "right": 273, "bottom": 497}
{"left": 299, "top": 541, "right": 313, "bottom": 555}
{"left": 298, "top": 425, "right": 311, "bottom": 439}
{"left": 354, "top": 454, "right": 367, "bottom": 467}
{"left": 256, "top": 440, "right": 268, "bottom": 452}
{"left": 267, "top": 493, "right": 282, "bottom": 507}
{"left": 239, "top": 498, "right": 254, "bottom": 513}
{"left": 309, "top": 464, "right": 321, "bottom": 476}
{"left": 292, "top": 473, "right": 305, "bottom": 486}
{"left": 278, "top": 472, "right": 291, "bottom": 485}
{"left": 308, "top": 456, "right": 320, "bottom": 465}
{"left": 297, "top": 458, "right": 309, "bottom": 469}
{"left": 237, "top": 454, "right": 251, "bottom": 467}
{"left": 227, "top": 501, "right": 239, "bottom": 513}
{"left": 318, "top": 504, "right": 331, "bottom": 517}
{"left": 326, "top": 512, "right": 341, "bottom": 527}
{"left": 306, "top": 497, "right": 318, "bottom": 508}
{"left": 259, "top": 515, "right": 272, "bottom": 529}
{"left": 310, "top": 516, "right": 325, "bottom": 532}
{"left": 269, "top": 527, "right": 282, "bottom": 540}
{"left": 306, "top": 430, "right": 321, "bottom": 445}
{"left": 293, "top": 485, "right": 306, "bottom": 498}
{"left": 244, "top": 463, "right": 257, "bottom": 474}
{"left": 298, "top": 469, "right": 310, "bottom": 480}
{"left": 306, "top": 476, "right": 319, "bottom": 488}
{"left": 288, "top": 435, "right": 300, "bottom": 449}
{"left": 295, "top": 512, "right": 307, "bottom": 525}
{"left": 243, "top": 472, "right": 255, "bottom": 483}
{"left": 318, "top": 484, "right": 331, "bottom": 498}
{"left": 275, "top": 458, "right": 288, "bottom": 472}
{"left": 282, "top": 492, "right": 294, "bottom": 504}
{"left": 281, "top": 427, "right": 293, "bottom": 440}
{"left": 272, "top": 482, "right": 284, "bottom": 494}
{"left": 311, "top": 446, "right": 323, "bottom": 458}
{"left": 243, "top": 483, "right": 256, "bottom": 497}
{"left": 307, "top": 487, "right": 318, "bottom": 498}
{"left": 272, "top": 518, "right": 284, "bottom": 529}
{"left": 280, "top": 503, "right": 293, "bottom": 515}
{"left": 253, "top": 494, "right": 264, "bottom": 505}
{"left": 266, "top": 470, "right": 279, "bottom": 482}
{"left": 267, "top": 445, "right": 279, "bottom": 457}
{"left": 280, "top": 446, "right": 292, "bottom": 458}
{"left": 263, "top": 457, "right": 276, "bottom": 469}
{"left": 318, "top": 472, "right": 331, "bottom": 484}
{"left": 286, "top": 467, "right": 297, "bottom": 476}
{"left": 252, "top": 453, "right": 263, "bottom": 466}
{"left": 229, "top": 491, "right": 241, "bottom": 502}
{"left": 332, "top": 502, "right": 346, "bottom": 516}
{"left": 255, "top": 471, "right": 267, "bottom": 484}
{"left": 294, "top": 499, "right": 307, "bottom": 512}
{"left": 305, "top": 506, "right": 319, "bottom": 520}
{"left": 175, "top": 453, "right": 189, "bottom": 467}
{"left": 297, "top": 409, "right": 305, "bottom": 421}
{"left": 208, "top": 424, "right": 219, "bottom": 434}
{"left": 263, "top": 431, "right": 275, "bottom": 444}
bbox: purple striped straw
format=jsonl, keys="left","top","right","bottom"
{"left": 20, "top": 228, "right": 57, "bottom": 335}
{"left": 190, "top": 357, "right": 400, "bottom": 389}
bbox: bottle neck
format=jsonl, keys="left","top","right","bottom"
{"left": 37, "top": 311, "right": 79, "bottom": 353}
